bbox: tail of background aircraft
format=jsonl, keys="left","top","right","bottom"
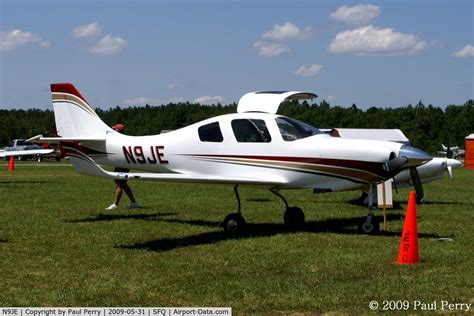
{"left": 51, "top": 83, "right": 114, "bottom": 138}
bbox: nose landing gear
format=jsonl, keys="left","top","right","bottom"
{"left": 357, "top": 183, "right": 380, "bottom": 234}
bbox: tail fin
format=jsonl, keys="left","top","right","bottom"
{"left": 51, "top": 83, "right": 113, "bottom": 138}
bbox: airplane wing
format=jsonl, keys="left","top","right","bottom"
{"left": 67, "top": 146, "right": 287, "bottom": 186}
{"left": 0, "top": 149, "right": 54, "bottom": 158}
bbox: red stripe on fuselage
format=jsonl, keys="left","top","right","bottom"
{"left": 184, "top": 154, "right": 386, "bottom": 176}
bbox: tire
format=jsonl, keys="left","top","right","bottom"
{"left": 358, "top": 217, "right": 380, "bottom": 234}
{"left": 284, "top": 207, "right": 305, "bottom": 229}
{"left": 223, "top": 213, "right": 246, "bottom": 235}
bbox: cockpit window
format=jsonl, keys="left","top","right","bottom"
{"left": 276, "top": 116, "right": 322, "bottom": 141}
{"left": 231, "top": 119, "right": 272, "bottom": 143}
{"left": 198, "top": 122, "right": 223, "bottom": 142}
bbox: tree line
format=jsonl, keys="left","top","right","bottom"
{"left": 1, "top": 100, "right": 472, "bottom": 155}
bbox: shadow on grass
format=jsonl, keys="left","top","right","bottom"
{"left": 422, "top": 200, "right": 473, "bottom": 206}
{"left": 0, "top": 180, "right": 54, "bottom": 185}
{"left": 348, "top": 198, "right": 405, "bottom": 210}
{"left": 66, "top": 212, "right": 177, "bottom": 223}
{"left": 0, "top": 239, "right": 8, "bottom": 243}
{"left": 247, "top": 198, "right": 272, "bottom": 203}
{"left": 116, "top": 214, "right": 441, "bottom": 252}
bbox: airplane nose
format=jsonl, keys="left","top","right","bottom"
{"left": 384, "top": 145, "right": 432, "bottom": 173}
{"left": 398, "top": 145, "right": 432, "bottom": 167}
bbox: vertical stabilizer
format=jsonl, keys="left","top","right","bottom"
{"left": 51, "top": 83, "right": 113, "bottom": 138}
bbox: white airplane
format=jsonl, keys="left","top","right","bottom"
{"left": 29, "top": 83, "right": 432, "bottom": 234}
{"left": 394, "top": 157, "right": 461, "bottom": 188}
{"left": 0, "top": 149, "right": 53, "bottom": 159}
{"left": 438, "top": 144, "right": 465, "bottom": 159}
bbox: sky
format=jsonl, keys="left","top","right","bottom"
{"left": 0, "top": 0, "right": 473, "bottom": 110}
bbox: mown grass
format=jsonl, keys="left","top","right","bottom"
{"left": 0, "top": 161, "right": 472, "bottom": 314}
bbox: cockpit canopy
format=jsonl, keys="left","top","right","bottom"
{"left": 237, "top": 91, "right": 318, "bottom": 114}
{"left": 198, "top": 115, "right": 323, "bottom": 143}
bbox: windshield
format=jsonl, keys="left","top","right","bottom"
{"left": 276, "top": 116, "right": 323, "bottom": 141}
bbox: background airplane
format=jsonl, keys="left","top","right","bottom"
{"left": 29, "top": 83, "right": 432, "bottom": 234}
{"left": 0, "top": 149, "right": 53, "bottom": 160}
{"left": 438, "top": 144, "right": 465, "bottom": 159}
{"left": 1, "top": 139, "right": 55, "bottom": 162}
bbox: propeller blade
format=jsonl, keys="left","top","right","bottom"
{"left": 447, "top": 166, "right": 453, "bottom": 179}
{"left": 409, "top": 167, "right": 424, "bottom": 204}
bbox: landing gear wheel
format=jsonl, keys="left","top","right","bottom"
{"left": 358, "top": 217, "right": 380, "bottom": 234}
{"left": 37, "top": 155, "right": 42, "bottom": 162}
{"left": 223, "top": 213, "right": 246, "bottom": 235}
{"left": 284, "top": 207, "right": 305, "bottom": 229}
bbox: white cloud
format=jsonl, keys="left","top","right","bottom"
{"left": 262, "top": 21, "right": 312, "bottom": 41}
{"left": 452, "top": 44, "right": 474, "bottom": 58}
{"left": 253, "top": 41, "right": 290, "bottom": 57}
{"left": 330, "top": 4, "right": 380, "bottom": 25}
{"left": 327, "top": 95, "right": 336, "bottom": 102}
{"left": 328, "top": 25, "right": 429, "bottom": 56}
{"left": 88, "top": 34, "right": 127, "bottom": 55}
{"left": 193, "top": 96, "right": 225, "bottom": 104}
{"left": 167, "top": 83, "right": 181, "bottom": 90}
{"left": 123, "top": 96, "right": 160, "bottom": 106}
{"left": 293, "top": 64, "right": 323, "bottom": 77}
{"left": 0, "top": 29, "right": 50, "bottom": 52}
{"left": 73, "top": 22, "right": 102, "bottom": 38}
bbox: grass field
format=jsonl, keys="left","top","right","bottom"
{"left": 0, "top": 161, "right": 472, "bottom": 314}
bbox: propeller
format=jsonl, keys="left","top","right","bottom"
{"left": 383, "top": 157, "right": 407, "bottom": 173}
{"left": 447, "top": 165, "right": 453, "bottom": 178}
{"left": 409, "top": 167, "right": 424, "bottom": 204}
{"left": 444, "top": 157, "right": 462, "bottom": 178}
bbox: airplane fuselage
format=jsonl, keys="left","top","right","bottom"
{"left": 76, "top": 112, "right": 410, "bottom": 191}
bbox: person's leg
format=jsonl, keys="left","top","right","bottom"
{"left": 106, "top": 181, "right": 124, "bottom": 210}
{"left": 122, "top": 184, "right": 136, "bottom": 203}
{"left": 117, "top": 181, "right": 139, "bottom": 208}
{"left": 114, "top": 184, "right": 123, "bottom": 205}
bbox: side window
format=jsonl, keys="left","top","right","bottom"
{"left": 276, "top": 117, "right": 322, "bottom": 141}
{"left": 198, "top": 122, "right": 223, "bottom": 142}
{"left": 231, "top": 119, "right": 272, "bottom": 143}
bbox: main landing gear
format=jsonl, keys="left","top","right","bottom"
{"left": 222, "top": 186, "right": 247, "bottom": 235}
{"left": 222, "top": 186, "right": 306, "bottom": 235}
{"left": 357, "top": 184, "right": 380, "bottom": 234}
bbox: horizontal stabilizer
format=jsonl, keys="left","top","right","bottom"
{"left": 26, "top": 135, "right": 106, "bottom": 144}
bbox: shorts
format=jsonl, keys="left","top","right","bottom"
{"left": 114, "top": 167, "right": 130, "bottom": 184}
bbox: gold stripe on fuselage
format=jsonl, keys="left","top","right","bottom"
{"left": 193, "top": 156, "right": 382, "bottom": 183}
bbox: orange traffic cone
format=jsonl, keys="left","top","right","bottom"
{"left": 8, "top": 156, "right": 15, "bottom": 172}
{"left": 394, "top": 191, "right": 419, "bottom": 264}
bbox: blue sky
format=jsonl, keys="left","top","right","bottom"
{"left": 1, "top": 0, "right": 473, "bottom": 110}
